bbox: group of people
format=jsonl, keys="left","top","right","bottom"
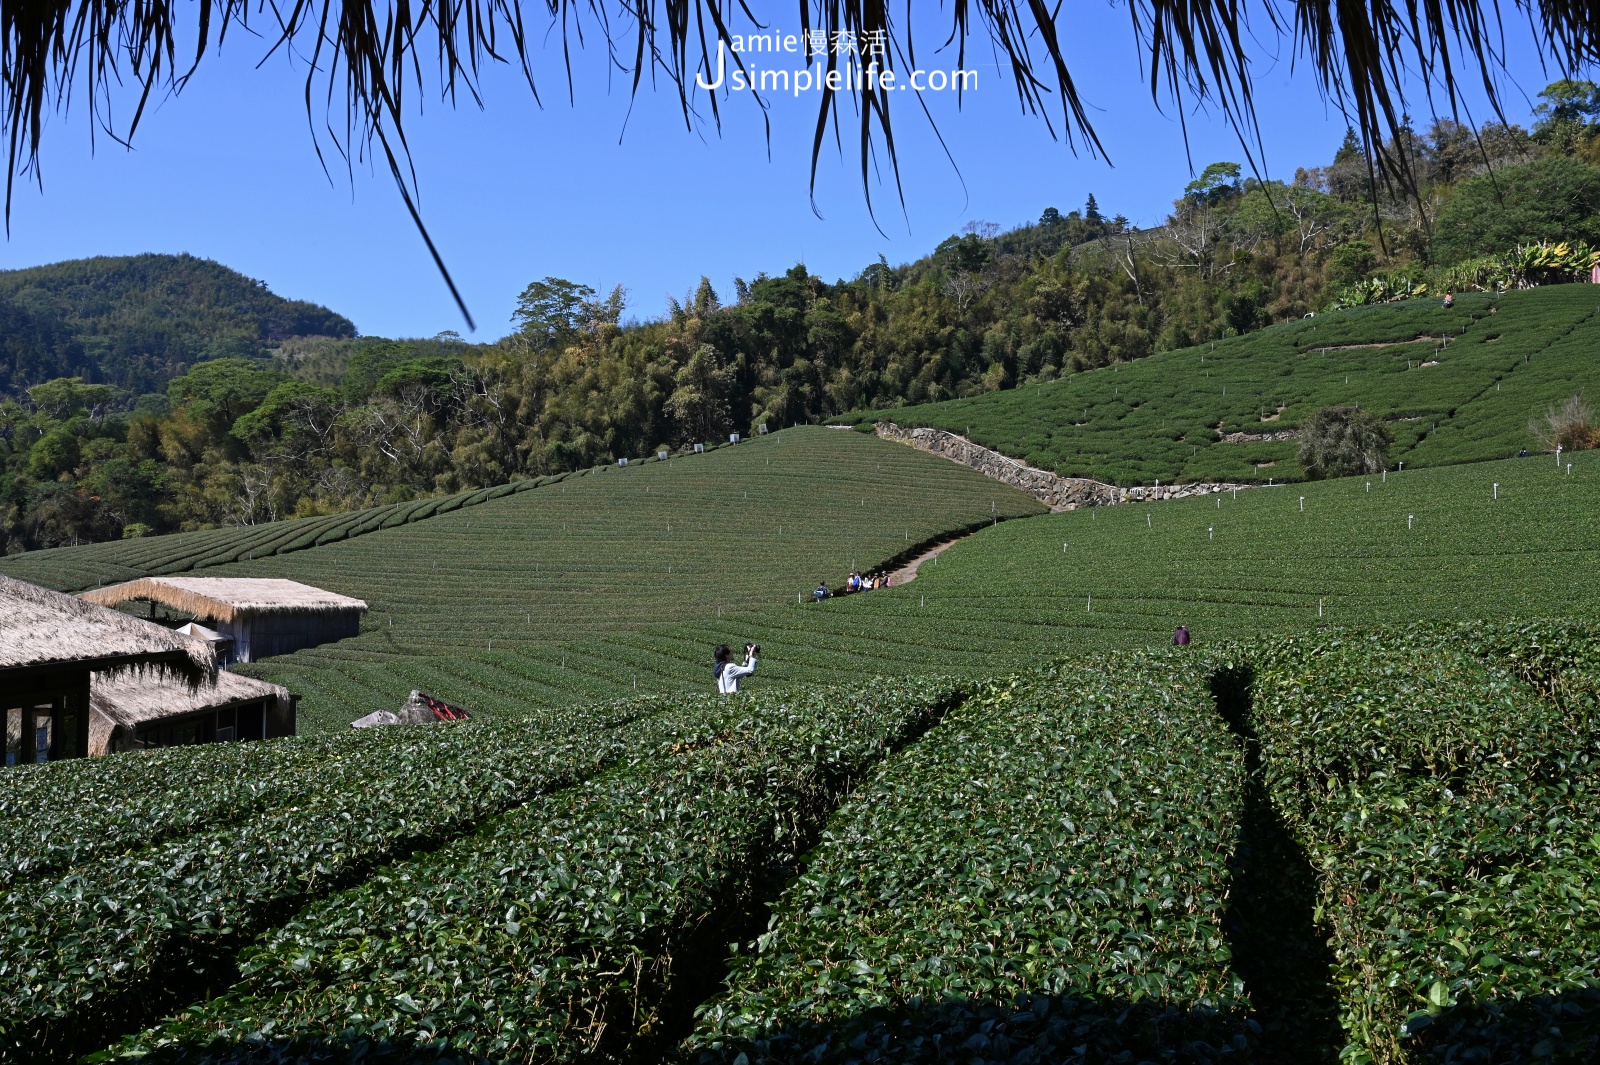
{"left": 812, "top": 571, "right": 893, "bottom": 601}
{"left": 845, "top": 570, "right": 893, "bottom": 593}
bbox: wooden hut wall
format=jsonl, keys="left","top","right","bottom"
{"left": 220, "top": 610, "right": 361, "bottom": 662}
{"left": 266, "top": 694, "right": 298, "bottom": 739}
{"left": 125, "top": 695, "right": 274, "bottom": 751}
{"left": 2, "top": 668, "right": 91, "bottom": 766}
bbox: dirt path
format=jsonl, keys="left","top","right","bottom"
{"left": 1309, "top": 336, "right": 1449, "bottom": 352}
{"left": 888, "top": 537, "right": 967, "bottom": 586}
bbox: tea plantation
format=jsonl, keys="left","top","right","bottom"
{"left": 243, "top": 445, "right": 1600, "bottom": 730}
{"left": 834, "top": 285, "right": 1600, "bottom": 484}
{"left": 3, "top": 628, "right": 1598, "bottom": 1064}
{"left": 4, "top": 296, "right": 1600, "bottom": 1063}
{"left": 0, "top": 428, "right": 1044, "bottom": 729}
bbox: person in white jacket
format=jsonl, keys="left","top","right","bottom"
{"left": 714, "top": 643, "right": 758, "bottom": 694}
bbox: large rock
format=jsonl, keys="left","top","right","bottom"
{"left": 351, "top": 690, "right": 470, "bottom": 728}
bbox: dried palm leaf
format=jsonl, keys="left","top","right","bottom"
{"left": 2, "top": 0, "right": 1589, "bottom": 323}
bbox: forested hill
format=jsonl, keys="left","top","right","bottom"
{"left": 0, "top": 254, "right": 355, "bottom": 398}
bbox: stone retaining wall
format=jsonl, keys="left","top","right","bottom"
{"left": 1220, "top": 429, "right": 1299, "bottom": 444}
{"left": 873, "top": 422, "right": 1255, "bottom": 510}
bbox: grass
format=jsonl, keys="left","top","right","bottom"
{"left": 832, "top": 286, "right": 1600, "bottom": 485}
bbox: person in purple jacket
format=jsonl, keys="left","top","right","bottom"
{"left": 1173, "top": 625, "right": 1191, "bottom": 647}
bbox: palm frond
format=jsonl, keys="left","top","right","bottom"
{"left": 2, "top": 0, "right": 1589, "bottom": 323}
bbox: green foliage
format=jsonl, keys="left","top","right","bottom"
{"left": 167, "top": 359, "right": 286, "bottom": 437}
{"left": 689, "top": 656, "right": 1252, "bottom": 1063}
{"left": 0, "top": 254, "right": 353, "bottom": 398}
{"left": 1330, "top": 242, "right": 1378, "bottom": 284}
{"left": 1433, "top": 240, "right": 1600, "bottom": 294}
{"left": 842, "top": 287, "right": 1600, "bottom": 485}
{"left": 1332, "top": 272, "right": 1429, "bottom": 308}
{"left": 92, "top": 679, "right": 964, "bottom": 1063}
{"left": 1246, "top": 629, "right": 1600, "bottom": 1063}
{"left": 1185, "top": 161, "right": 1244, "bottom": 204}
{"left": 1433, "top": 158, "right": 1600, "bottom": 264}
{"left": 0, "top": 692, "right": 707, "bottom": 1063}
{"left": 25, "top": 377, "right": 117, "bottom": 420}
{"left": 1534, "top": 80, "right": 1600, "bottom": 128}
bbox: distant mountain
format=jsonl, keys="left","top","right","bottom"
{"left": 0, "top": 253, "right": 356, "bottom": 398}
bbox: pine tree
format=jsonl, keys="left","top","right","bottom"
{"left": 1084, "top": 194, "right": 1103, "bottom": 222}
{"left": 1334, "top": 127, "right": 1364, "bottom": 163}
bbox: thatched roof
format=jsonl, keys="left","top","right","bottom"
{"left": 91, "top": 670, "right": 289, "bottom": 728}
{"left": 81, "top": 577, "right": 368, "bottom": 625}
{"left": 90, "top": 671, "right": 291, "bottom": 754}
{"left": 0, "top": 574, "right": 215, "bottom": 685}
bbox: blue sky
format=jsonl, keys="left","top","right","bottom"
{"left": 0, "top": 5, "right": 1573, "bottom": 340}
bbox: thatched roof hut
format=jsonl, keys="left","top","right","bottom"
{"left": 82, "top": 577, "right": 367, "bottom": 624}
{"left": 90, "top": 671, "right": 296, "bottom": 755}
{"left": 1, "top": 574, "right": 215, "bottom": 686}
{"left": 81, "top": 577, "right": 368, "bottom": 663}
{"left": 2, "top": 574, "right": 218, "bottom": 764}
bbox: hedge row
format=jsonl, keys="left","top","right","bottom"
{"left": 1246, "top": 630, "right": 1600, "bottom": 1064}
{"left": 96, "top": 678, "right": 966, "bottom": 1064}
{"left": 687, "top": 655, "right": 1254, "bottom": 1064}
{"left": 0, "top": 693, "right": 719, "bottom": 1063}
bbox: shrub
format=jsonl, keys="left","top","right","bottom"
{"left": 1298, "top": 405, "right": 1393, "bottom": 477}
{"left": 1530, "top": 393, "right": 1598, "bottom": 452}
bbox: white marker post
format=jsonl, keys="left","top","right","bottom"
{"left": 1209, "top": 526, "right": 1214, "bottom": 540}
{"left": 1493, "top": 483, "right": 1499, "bottom": 499}
{"left": 1300, "top": 496, "right": 1305, "bottom": 512}
{"left": 1408, "top": 514, "right": 1414, "bottom": 530}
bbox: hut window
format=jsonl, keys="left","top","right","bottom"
{"left": 216, "top": 707, "right": 237, "bottom": 742}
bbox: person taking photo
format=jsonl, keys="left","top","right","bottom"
{"left": 714, "top": 643, "right": 759, "bottom": 693}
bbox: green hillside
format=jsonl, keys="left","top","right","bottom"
{"left": 9, "top": 634, "right": 1600, "bottom": 1065}
{"left": 60, "top": 428, "right": 1036, "bottom": 730}
{"left": 718, "top": 445, "right": 1600, "bottom": 657}
{"left": 0, "top": 253, "right": 354, "bottom": 397}
{"left": 5, "top": 415, "right": 1600, "bottom": 1065}
{"left": 835, "top": 286, "right": 1600, "bottom": 484}
{"left": 0, "top": 468, "right": 589, "bottom": 593}
{"left": 244, "top": 442, "right": 1598, "bottom": 732}
{"left": 12, "top": 413, "right": 1598, "bottom": 733}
